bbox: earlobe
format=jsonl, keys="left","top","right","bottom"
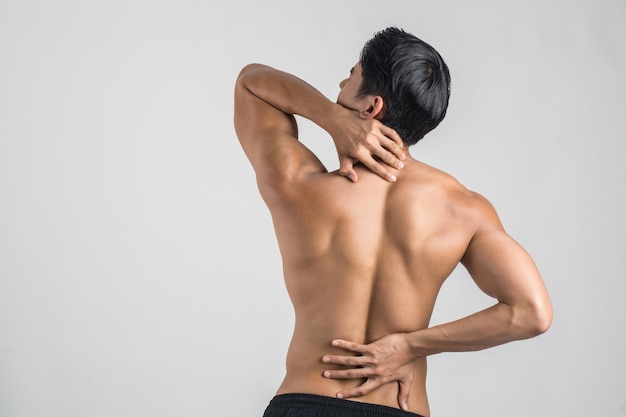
{"left": 359, "top": 96, "right": 385, "bottom": 119}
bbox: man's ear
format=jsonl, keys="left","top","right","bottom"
{"left": 359, "top": 96, "right": 386, "bottom": 120}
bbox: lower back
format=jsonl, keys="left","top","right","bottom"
{"left": 276, "top": 322, "right": 430, "bottom": 414}
{"left": 274, "top": 260, "right": 434, "bottom": 414}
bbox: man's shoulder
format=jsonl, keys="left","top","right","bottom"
{"left": 401, "top": 159, "right": 468, "bottom": 194}
{"left": 402, "top": 160, "right": 495, "bottom": 218}
{"left": 274, "top": 159, "right": 494, "bottom": 219}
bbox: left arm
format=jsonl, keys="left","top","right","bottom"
{"left": 322, "top": 198, "right": 552, "bottom": 409}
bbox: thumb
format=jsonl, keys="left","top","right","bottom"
{"left": 398, "top": 379, "right": 411, "bottom": 411}
{"left": 338, "top": 156, "right": 358, "bottom": 182}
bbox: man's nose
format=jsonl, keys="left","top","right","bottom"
{"left": 339, "top": 79, "right": 347, "bottom": 89}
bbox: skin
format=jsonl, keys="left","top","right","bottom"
{"left": 234, "top": 62, "right": 552, "bottom": 416}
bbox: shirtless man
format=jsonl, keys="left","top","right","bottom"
{"left": 234, "top": 27, "right": 552, "bottom": 417}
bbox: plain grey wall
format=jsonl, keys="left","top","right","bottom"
{"left": 1, "top": 1, "right": 625, "bottom": 416}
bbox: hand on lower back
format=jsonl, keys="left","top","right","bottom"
{"left": 321, "top": 333, "right": 415, "bottom": 411}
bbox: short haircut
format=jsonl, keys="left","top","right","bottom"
{"left": 359, "top": 27, "right": 451, "bottom": 146}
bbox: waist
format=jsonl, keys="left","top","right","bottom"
{"left": 264, "top": 393, "right": 425, "bottom": 417}
{"left": 276, "top": 356, "right": 428, "bottom": 414}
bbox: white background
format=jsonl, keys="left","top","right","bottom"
{"left": 1, "top": 1, "right": 625, "bottom": 416}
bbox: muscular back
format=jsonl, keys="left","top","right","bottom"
{"left": 262, "top": 158, "right": 483, "bottom": 414}
{"left": 235, "top": 63, "right": 550, "bottom": 417}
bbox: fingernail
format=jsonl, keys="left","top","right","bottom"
{"left": 336, "top": 393, "right": 344, "bottom": 399}
{"left": 323, "top": 371, "right": 330, "bottom": 378}
{"left": 388, "top": 174, "right": 397, "bottom": 182}
{"left": 322, "top": 356, "right": 329, "bottom": 363}
{"left": 332, "top": 340, "right": 339, "bottom": 346}
{"left": 397, "top": 162, "right": 404, "bottom": 169}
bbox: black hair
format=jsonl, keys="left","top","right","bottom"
{"left": 359, "top": 27, "right": 451, "bottom": 146}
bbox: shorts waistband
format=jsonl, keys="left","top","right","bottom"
{"left": 265, "top": 393, "right": 424, "bottom": 417}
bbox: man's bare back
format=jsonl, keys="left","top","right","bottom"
{"left": 268, "top": 158, "right": 489, "bottom": 415}
{"left": 234, "top": 28, "right": 551, "bottom": 417}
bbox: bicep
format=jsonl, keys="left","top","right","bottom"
{"left": 461, "top": 202, "right": 547, "bottom": 307}
{"left": 233, "top": 69, "right": 325, "bottom": 190}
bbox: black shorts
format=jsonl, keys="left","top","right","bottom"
{"left": 263, "top": 393, "right": 425, "bottom": 417}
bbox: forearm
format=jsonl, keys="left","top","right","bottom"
{"left": 237, "top": 64, "right": 341, "bottom": 133}
{"left": 321, "top": 301, "right": 549, "bottom": 403}
{"left": 236, "top": 63, "right": 405, "bottom": 182}
{"left": 406, "top": 301, "right": 550, "bottom": 358}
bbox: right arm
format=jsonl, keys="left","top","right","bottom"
{"left": 234, "top": 64, "right": 405, "bottom": 184}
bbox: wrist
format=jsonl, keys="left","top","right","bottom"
{"left": 404, "top": 330, "right": 430, "bottom": 359}
{"left": 315, "top": 102, "right": 345, "bottom": 136}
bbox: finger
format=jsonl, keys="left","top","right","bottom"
{"left": 322, "top": 367, "right": 372, "bottom": 380}
{"left": 381, "top": 135, "right": 407, "bottom": 161}
{"left": 338, "top": 156, "right": 358, "bottom": 182}
{"left": 372, "top": 145, "right": 404, "bottom": 170}
{"left": 331, "top": 339, "right": 369, "bottom": 353}
{"left": 398, "top": 379, "right": 412, "bottom": 411}
{"left": 381, "top": 125, "right": 405, "bottom": 150}
{"left": 322, "top": 353, "right": 371, "bottom": 367}
{"left": 372, "top": 128, "right": 405, "bottom": 161}
{"left": 336, "top": 379, "right": 381, "bottom": 399}
{"left": 358, "top": 156, "right": 396, "bottom": 183}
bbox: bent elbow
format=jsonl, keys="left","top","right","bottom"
{"left": 530, "top": 308, "right": 552, "bottom": 336}
{"left": 535, "top": 291, "right": 553, "bottom": 334}
{"left": 521, "top": 298, "right": 553, "bottom": 337}
{"left": 237, "top": 63, "right": 268, "bottom": 84}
